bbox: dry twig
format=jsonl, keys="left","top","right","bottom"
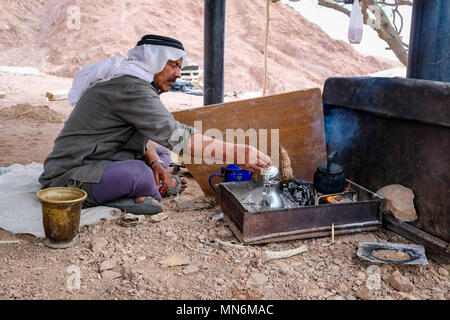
{"left": 262, "top": 245, "right": 308, "bottom": 263}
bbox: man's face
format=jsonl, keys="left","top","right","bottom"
{"left": 153, "top": 58, "right": 183, "bottom": 92}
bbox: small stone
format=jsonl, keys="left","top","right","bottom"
{"left": 90, "top": 237, "right": 107, "bottom": 252}
{"left": 148, "top": 211, "right": 170, "bottom": 223}
{"left": 232, "top": 266, "right": 247, "bottom": 277}
{"left": 306, "top": 287, "right": 325, "bottom": 297}
{"left": 317, "top": 282, "right": 326, "bottom": 289}
{"left": 99, "top": 258, "right": 116, "bottom": 272}
{"left": 136, "top": 256, "right": 146, "bottom": 262}
{"left": 280, "top": 266, "right": 290, "bottom": 275}
{"left": 330, "top": 265, "right": 341, "bottom": 277}
{"left": 356, "top": 287, "right": 372, "bottom": 300}
{"left": 216, "top": 227, "right": 234, "bottom": 239}
{"left": 266, "top": 243, "right": 284, "bottom": 250}
{"left": 246, "top": 272, "right": 268, "bottom": 288}
{"left": 211, "top": 212, "right": 224, "bottom": 222}
{"left": 381, "top": 265, "right": 393, "bottom": 274}
{"left": 397, "top": 292, "right": 418, "bottom": 300}
{"left": 10, "top": 291, "right": 22, "bottom": 299}
{"left": 182, "top": 265, "right": 199, "bottom": 275}
{"left": 338, "top": 283, "right": 348, "bottom": 294}
{"left": 165, "top": 231, "right": 178, "bottom": 240}
{"left": 101, "top": 270, "right": 122, "bottom": 280}
{"left": 158, "top": 254, "right": 191, "bottom": 267}
{"left": 346, "top": 295, "right": 357, "bottom": 300}
{"left": 329, "top": 295, "right": 345, "bottom": 300}
{"left": 356, "top": 271, "right": 366, "bottom": 280}
{"left": 105, "top": 286, "right": 116, "bottom": 294}
{"left": 438, "top": 267, "right": 449, "bottom": 277}
{"left": 389, "top": 270, "right": 414, "bottom": 293}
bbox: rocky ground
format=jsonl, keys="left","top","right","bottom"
{"left": 1, "top": 187, "right": 449, "bottom": 300}
{"left": 0, "top": 82, "right": 449, "bottom": 300}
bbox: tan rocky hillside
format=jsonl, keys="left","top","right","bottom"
{"left": 0, "top": 0, "right": 394, "bottom": 93}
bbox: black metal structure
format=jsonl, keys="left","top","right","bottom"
{"left": 407, "top": 0, "right": 450, "bottom": 82}
{"left": 322, "top": 77, "right": 450, "bottom": 263}
{"left": 203, "top": 0, "right": 226, "bottom": 106}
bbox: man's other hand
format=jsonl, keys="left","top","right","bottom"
{"left": 152, "top": 163, "right": 171, "bottom": 195}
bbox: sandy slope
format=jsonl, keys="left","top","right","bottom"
{"left": 0, "top": 0, "right": 395, "bottom": 94}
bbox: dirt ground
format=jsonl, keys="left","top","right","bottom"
{"left": 0, "top": 73, "right": 449, "bottom": 301}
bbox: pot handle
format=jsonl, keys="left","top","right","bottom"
{"left": 209, "top": 174, "right": 225, "bottom": 192}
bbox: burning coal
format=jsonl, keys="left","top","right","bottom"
{"left": 280, "top": 179, "right": 315, "bottom": 206}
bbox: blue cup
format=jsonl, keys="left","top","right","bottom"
{"left": 209, "top": 164, "right": 253, "bottom": 191}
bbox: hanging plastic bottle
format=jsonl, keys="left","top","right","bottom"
{"left": 348, "top": 0, "right": 363, "bottom": 44}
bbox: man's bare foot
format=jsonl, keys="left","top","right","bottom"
{"left": 170, "top": 176, "right": 187, "bottom": 193}
{"left": 134, "top": 196, "right": 160, "bottom": 204}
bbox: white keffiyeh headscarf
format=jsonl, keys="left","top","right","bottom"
{"left": 68, "top": 44, "right": 188, "bottom": 106}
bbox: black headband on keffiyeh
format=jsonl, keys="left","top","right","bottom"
{"left": 136, "top": 34, "right": 184, "bottom": 51}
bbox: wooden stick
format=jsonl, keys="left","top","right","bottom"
{"left": 322, "top": 224, "right": 336, "bottom": 246}
{"left": 205, "top": 239, "right": 246, "bottom": 250}
{"left": 183, "top": 243, "right": 213, "bottom": 256}
{"left": 262, "top": 245, "right": 308, "bottom": 263}
{"left": 262, "top": 0, "right": 270, "bottom": 96}
{"left": 0, "top": 240, "right": 20, "bottom": 244}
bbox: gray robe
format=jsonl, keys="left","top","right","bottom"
{"left": 39, "top": 75, "right": 197, "bottom": 207}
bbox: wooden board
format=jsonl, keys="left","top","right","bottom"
{"left": 172, "top": 88, "right": 326, "bottom": 197}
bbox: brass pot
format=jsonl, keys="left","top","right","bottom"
{"left": 37, "top": 187, "right": 87, "bottom": 249}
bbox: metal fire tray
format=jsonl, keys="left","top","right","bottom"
{"left": 215, "top": 180, "right": 382, "bottom": 244}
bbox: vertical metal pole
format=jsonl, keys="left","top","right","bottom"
{"left": 204, "top": 0, "right": 226, "bottom": 106}
{"left": 407, "top": 0, "right": 450, "bottom": 82}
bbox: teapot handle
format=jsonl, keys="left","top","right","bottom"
{"left": 209, "top": 174, "right": 225, "bottom": 192}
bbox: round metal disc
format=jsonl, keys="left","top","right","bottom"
{"left": 43, "top": 235, "right": 79, "bottom": 249}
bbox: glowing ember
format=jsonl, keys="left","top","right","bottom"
{"left": 324, "top": 195, "right": 341, "bottom": 204}
{"left": 324, "top": 182, "right": 352, "bottom": 203}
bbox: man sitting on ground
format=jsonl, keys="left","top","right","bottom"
{"left": 39, "top": 34, "right": 271, "bottom": 215}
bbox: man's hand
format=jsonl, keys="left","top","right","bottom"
{"left": 237, "top": 144, "right": 272, "bottom": 173}
{"left": 152, "top": 163, "right": 171, "bottom": 195}
{"left": 186, "top": 134, "right": 272, "bottom": 174}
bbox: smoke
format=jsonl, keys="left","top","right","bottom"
{"left": 323, "top": 107, "right": 360, "bottom": 155}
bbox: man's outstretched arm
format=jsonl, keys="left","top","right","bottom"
{"left": 185, "top": 133, "right": 272, "bottom": 173}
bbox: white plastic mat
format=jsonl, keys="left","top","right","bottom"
{"left": 0, "top": 163, "right": 122, "bottom": 238}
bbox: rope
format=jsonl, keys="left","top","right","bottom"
{"left": 263, "top": 0, "right": 270, "bottom": 96}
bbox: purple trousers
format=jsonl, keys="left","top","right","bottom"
{"left": 90, "top": 145, "right": 171, "bottom": 204}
